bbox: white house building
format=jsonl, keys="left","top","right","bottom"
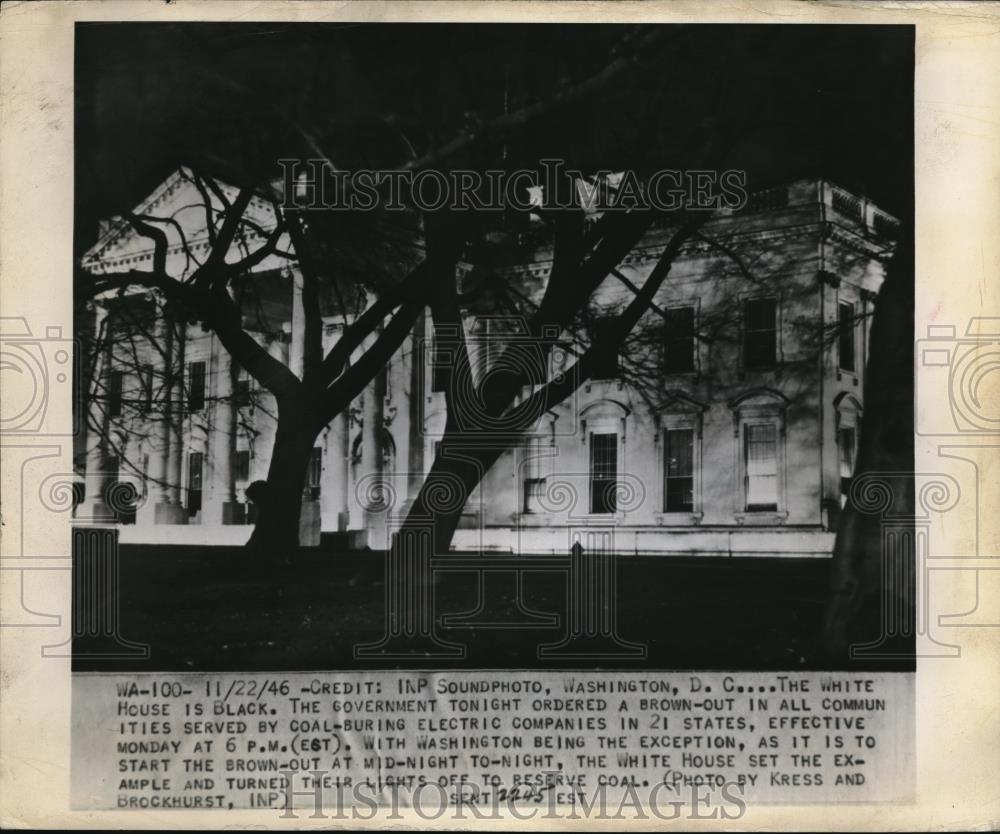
{"left": 75, "top": 172, "right": 897, "bottom": 557}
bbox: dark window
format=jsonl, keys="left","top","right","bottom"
{"left": 381, "top": 429, "right": 396, "bottom": 469}
{"left": 188, "top": 361, "right": 206, "bottom": 412}
{"left": 306, "top": 447, "right": 322, "bottom": 500}
{"left": 839, "top": 301, "right": 856, "bottom": 372}
{"left": 430, "top": 344, "right": 449, "bottom": 393}
{"left": 235, "top": 379, "right": 251, "bottom": 408}
{"left": 102, "top": 455, "right": 120, "bottom": 506}
{"left": 108, "top": 371, "right": 123, "bottom": 417}
{"left": 744, "top": 423, "right": 778, "bottom": 511}
{"left": 483, "top": 319, "right": 542, "bottom": 389}
{"left": 549, "top": 341, "right": 571, "bottom": 379}
{"left": 839, "top": 426, "right": 856, "bottom": 502}
{"left": 477, "top": 319, "right": 499, "bottom": 379}
{"left": 664, "top": 428, "right": 694, "bottom": 512}
{"left": 589, "top": 432, "right": 618, "bottom": 514}
{"left": 523, "top": 479, "right": 545, "bottom": 513}
{"left": 236, "top": 450, "right": 251, "bottom": 482}
{"left": 590, "top": 318, "right": 619, "bottom": 380}
{"left": 663, "top": 307, "right": 696, "bottom": 373}
{"left": 523, "top": 436, "right": 547, "bottom": 514}
{"left": 140, "top": 364, "right": 154, "bottom": 412}
{"left": 743, "top": 298, "right": 777, "bottom": 369}
{"left": 187, "top": 452, "right": 203, "bottom": 517}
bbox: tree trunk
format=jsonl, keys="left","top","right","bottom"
{"left": 823, "top": 223, "right": 914, "bottom": 662}
{"left": 355, "top": 434, "right": 495, "bottom": 657}
{"left": 397, "top": 436, "right": 498, "bottom": 554}
{"left": 245, "top": 405, "right": 322, "bottom": 559}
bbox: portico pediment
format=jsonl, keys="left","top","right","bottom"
{"left": 660, "top": 390, "right": 708, "bottom": 415}
{"left": 81, "top": 167, "right": 287, "bottom": 281}
{"left": 728, "top": 388, "right": 790, "bottom": 412}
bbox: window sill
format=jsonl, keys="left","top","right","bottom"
{"left": 836, "top": 369, "right": 859, "bottom": 386}
{"left": 517, "top": 511, "right": 553, "bottom": 524}
{"left": 734, "top": 511, "right": 788, "bottom": 526}
{"left": 655, "top": 512, "right": 704, "bottom": 526}
{"left": 738, "top": 363, "right": 784, "bottom": 381}
{"left": 584, "top": 380, "right": 625, "bottom": 393}
{"left": 579, "top": 511, "right": 627, "bottom": 523}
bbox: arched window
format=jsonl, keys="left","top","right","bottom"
{"left": 834, "top": 393, "right": 863, "bottom": 506}
{"left": 520, "top": 413, "right": 557, "bottom": 515}
{"left": 351, "top": 429, "right": 397, "bottom": 470}
{"left": 382, "top": 430, "right": 397, "bottom": 473}
{"left": 729, "top": 389, "right": 790, "bottom": 522}
{"left": 579, "top": 400, "right": 629, "bottom": 516}
{"left": 656, "top": 392, "right": 706, "bottom": 523}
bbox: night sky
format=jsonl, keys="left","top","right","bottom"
{"left": 75, "top": 23, "right": 913, "bottom": 257}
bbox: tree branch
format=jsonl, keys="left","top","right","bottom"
{"left": 504, "top": 219, "right": 700, "bottom": 427}
{"left": 318, "top": 261, "right": 428, "bottom": 386}
{"left": 424, "top": 213, "right": 476, "bottom": 424}
{"left": 124, "top": 214, "right": 170, "bottom": 277}
{"left": 299, "top": 26, "right": 675, "bottom": 205}
{"left": 192, "top": 187, "right": 256, "bottom": 287}
{"left": 692, "top": 229, "right": 760, "bottom": 285}
{"left": 182, "top": 169, "right": 220, "bottom": 248}
{"left": 609, "top": 267, "right": 670, "bottom": 321}
{"left": 319, "top": 299, "right": 423, "bottom": 425}
{"left": 200, "top": 285, "right": 301, "bottom": 400}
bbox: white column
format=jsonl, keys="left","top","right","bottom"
{"left": 214, "top": 350, "right": 235, "bottom": 502}
{"left": 407, "top": 315, "right": 426, "bottom": 501}
{"left": 210, "top": 344, "right": 241, "bottom": 523}
{"left": 149, "top": 313, "right": 170, "bottom": 506}
{"left": 328, "top": 411, "right": 350, "bottom": 531}
{"left": 80, "top": 303, "right": 113, "bottom": 522}
{"left": 167, "top": 320, "right": 186, "bottom": 511}
{"left": 360, "top": 365, "right": 386, "bottom": 546}
{"left": 289, "top": 267, "right": 306, "bottom": 379}
{"left": 258, "top": 331, "right": 287, "bottom": 479}
{"left": 82, "top": 420, "right": 112, "bottom": 522}
{"left": 389, "top": 333, "right": 410, "bottom": 515}
{"left": 154, "top": 312, "right": 187, "bottom": 524}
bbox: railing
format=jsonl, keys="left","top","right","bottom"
{"left": 831, "top": 188, "right": 863, "bottom": 222}
{"left": 872, "top": 211, "right": 900, "bottom": 239}
{"left": 483, "top": 182, "right": 897, "bottom": 246}
{"left": 737, "top": 185, "right": 789, "bottom": 214}
{"left": 354, "top": 530, "right": 646, "bottom": 660}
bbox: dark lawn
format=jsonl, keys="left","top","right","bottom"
{"left": 73, "top": 545, "right": 912, "bottom": 672}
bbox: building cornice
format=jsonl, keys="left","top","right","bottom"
{"left": 81, "top": 166, "right": 279, "bottom": 269}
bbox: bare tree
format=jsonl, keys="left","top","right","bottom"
{"left": 394, "top": 195, "right": 702, "bottom": 552}
{"left": 345, "top": 26, "right": 781, "bottom": 554}
{"left": 80, "top": 167, "right": 426, "bottom": 555}
{"left": 76, "top": 25, "right": 719, "bottom": 556}
{"left": 392, "top": 173, "right": 897, "bottom": 559}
